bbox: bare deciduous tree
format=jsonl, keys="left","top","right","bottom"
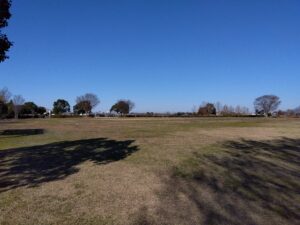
{"left": 254, "top": 95, "right": 281, "bottom": 117}
{"left": 241, "top": 106, "right": 250, "bottom": 115}
{"left": 191, "top": 105, "right": 198, "bottom": 115}
{"left": 73, "top": 101, "right": 92, "bottom": 114}
{"left": 235, "top": 105, "right": 242, "bottom": 115}
{"left": 12, "top": 95, "right": 25, "bottom": 119}
{"left": 222, "top": 104, "right": 229, "bottom": 115}
{"left": 228, "top": 105, "right": 235, "bottom": 114}
{"left": 76, "top": 93, "right": 100, "bottom": 111}
{"left": 0, "top": 87, "right": 11, "bottom": 102}
{"left": 215, "top": 101, "right": 222, "bottom": 116}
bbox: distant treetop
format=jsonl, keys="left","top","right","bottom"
{"left": 76, "top": 93, "right": 100, "bottom": 111}
{"left": 110, "top": 100, "right": 135, "bottom": 115}
{"left": 254, "top": 95, "right": 281, "bottom": 117}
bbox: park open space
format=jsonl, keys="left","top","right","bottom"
{"left": 2, "top": 1, "right": 300, "bottom": 224}
{"left": 0, "top": 117, "right": 299, "bottom": 225}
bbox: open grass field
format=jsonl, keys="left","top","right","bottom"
{"left": 0, "top": 117, "right": 299, "bottom": 225}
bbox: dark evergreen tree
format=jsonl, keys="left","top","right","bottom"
{"left": 0, "top": 0, "right": 12, "bottom": 62}
{"left": 53, "top": 99, "right": 70, "bottom": 115}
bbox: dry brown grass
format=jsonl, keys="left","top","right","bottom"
{"left": 0, "top": 117, "right": 299, "bottom": 225}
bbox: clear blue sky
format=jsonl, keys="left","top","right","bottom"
{"left": 1, "top": 0, "right": 299, "bottom": 112}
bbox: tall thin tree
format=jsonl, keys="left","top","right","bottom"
{"left": 12, "top": 95, "right": 25, "bottom": 119}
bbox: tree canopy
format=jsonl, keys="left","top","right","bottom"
{"left": 110, "top": 100, "right": 135, "bottom": 115}
{"left": 73, "top": 100, "right": 92, "bottom": 114}
{"left": 53, "top": 99, "right": 70, "bottom": 115}
{"left": 0, "top": 0, "right": 12, "bottom": 62}
{"left": 76, "top": 93, "right": 99, "bottom": 111}
{"left": 37, "top": 106, "right": 47, "bottom": 115}
{"left": 20, "top": 102, "right": 38, "bottom": 114}
{"left": 198, "top": 103, "right": 216, "bottom": 116}
{"left": 0, "top": 100, "right": 8, "bottom": 116}
{"left": 254, "top": 95, "right": 281, "bottom": 116}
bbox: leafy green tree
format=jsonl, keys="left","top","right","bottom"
{"left": 6, "top": 99, "right": 14, "bottom": 118}
{"left": 110, "top": 100, "right": 135, "bottom": 115}
{"left": 73, "top": 100, "right": 92, "bottom": 114}
{"left": 37, "top": 106, "right": 47, "bottom": 115}
{"left": 0, "top": 87, "right": 10, "bottom": 117}
{"left": 53, "top": 99, "right": 70, "bottom": 115}
{"left": 76, "top": 93, "right": 100, "bottom": 112}
{"left": 21, "top": 102, "right": 38, "bottom": 114}
{"left": 0, "top": 100, "right": 8, "bottom": 117}
{"left": 0, "top": 0, "right": 12, "bottom": 62}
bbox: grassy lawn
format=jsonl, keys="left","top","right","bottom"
{"left": 0, "top": 117, "right": 299, "bottom": 225}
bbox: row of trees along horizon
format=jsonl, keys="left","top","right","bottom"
{"left": 1, "top": 3, "right": 299, "bottom": 119}
{"left": 0, "top": 88, "right": 134, "bottom": 119}
{"left": 0, "top": 87, "right": 299, "bottom": 119}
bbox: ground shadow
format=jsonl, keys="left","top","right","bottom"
{"left": 0, "top": 138, "right": 138, "bottom": 192}
{"left": 153, "top": 137, "right": 300, "bottom": 225}
{"left": 0, "top": 129, "right": 44, "bottom": 136}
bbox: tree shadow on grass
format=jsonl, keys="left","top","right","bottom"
{"left": 0, "top": 138, "right": 139, "bottom": 192}
{"left": 155, "top": 137, "right": 300, "bottom": 225}
{"left": 0, "top": 129, "right": 44, "bottom": 137}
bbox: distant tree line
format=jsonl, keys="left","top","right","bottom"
{"left": 193, "top": 95, "right": 299, "bottom": 117}
{"left": 0, "top": 87, "right": 46, "bottom": 119}
{"left": 0, "top": 3, "right": 297, "bottom": 119}
{"left": 51, "top": 94, "right": 135, "bottom": 117}
{"left": 192, "top": 102, "right": 251, "bottom": 117}
{"left": 194, "top": 95, "right": 283, "bottom": 117}
{"left": 0, "top": 87, "right": 299, "bottom": 119}
{"left": 0, "top": 88, "right": 136, "bottom": 119}
{"left": 277, "top": 106, "right": 300, "bottom": 117}
{"left": 0, "top": 2, "right": 298, "bottom": 119}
